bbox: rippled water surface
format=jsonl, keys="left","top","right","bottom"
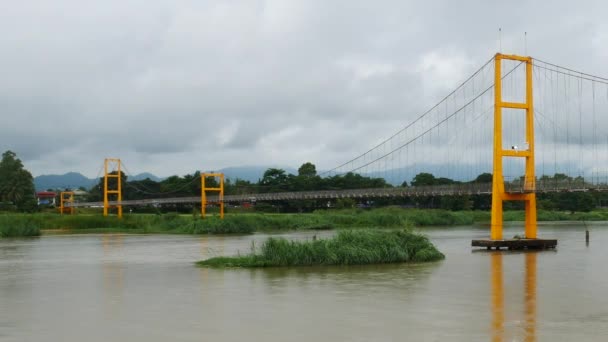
{"left": 1, "top": 223, "right": 607, "bottom": 341}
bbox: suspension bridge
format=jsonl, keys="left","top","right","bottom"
{"left": 67, "top": 180, "right": 608, "bottom": 208}
{"left": 65, "top": 53, "right": 608, "bottom": 244}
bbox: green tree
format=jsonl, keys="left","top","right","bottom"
{"left": 473, "top": 173, "right": 493, "bottom": 183}
{"left": 556, "top": 192, "right": 595, "bottom": 212}
{"left": 436, "top": 177, "right": 457, "bottom": 185}
{"left": 225, "top": 178, "right": 256, "bottom": 195}
{"left": 325, "top": 172, "right": 390, "bottom": 190}
{"left": 294, "top": 162, "right": 322, "bottom": 191}
{"left": 125, "top": 177, "right": 162, "bottom": 200}
{"left": 412, "top": 172, "right": 436, "bottom": 186}
{"left": 260, "top": 168, "right": 288, "bottom": 191}
{"left": 0, "top": 151, "right": 37, "bottom": 211}
{"left": 439, "top": 195, "right": 471, "bottom": 210}
{"left": 298, "top": 162, "right": 317, "bottom": 177}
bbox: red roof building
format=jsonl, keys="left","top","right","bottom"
{"left": 36, "top": 192, "right": 57, "bottom": 206}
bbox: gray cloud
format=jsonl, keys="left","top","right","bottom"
{"left": 2, "top": 0, "right": 608, "bottom": 178}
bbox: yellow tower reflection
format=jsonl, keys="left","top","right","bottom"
{"left": 490, "top": 252, "right": 537, "bottom": 342}
{"left": 491, "top": 253, "right": 504, "bottom": 342}
{"left": 101, "top": 234, "right": 125, "bottom": 318}
{"left": 524, "top": 252, "right": 537, "bottom": 342}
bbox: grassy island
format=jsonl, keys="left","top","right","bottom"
{"left": 197, "top": 229, "right": 445, "bottom": 267}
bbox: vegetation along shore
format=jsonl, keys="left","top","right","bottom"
{"left": 2, "top": 207, "right": 607, "bottom": 238}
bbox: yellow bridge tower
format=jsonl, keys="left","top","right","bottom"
{"left": 201, "top": 173, "right": 224, "bottom": 219}
{"left": 475, "top": 53, "right": 555, "bottom": 249}
{"left": 103, "top": 158, "right": 123, "bottom": 218}
{"left": 59, "top": 191, "right": 75, "bottom": 215}
{"left": 491, "top": 53, "right": 537, "bottom": 240}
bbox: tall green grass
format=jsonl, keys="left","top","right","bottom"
{"left": 0, "top": 215, "right": 41, "bottom": 237}
{"left": 197, "top": 229, "right": 445, "bottom": 267}
{"left": 501, "top": 210, "right": 608, "bottom": 222}
{"left": 2, "top": 207, "right": 605, "bottom": 237}
{"left": 313, "top": 208, "right": 477, "bottom": 226}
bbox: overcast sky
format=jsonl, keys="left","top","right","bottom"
{"left": 2, "top": 0, "right": 608, "bottom": 178}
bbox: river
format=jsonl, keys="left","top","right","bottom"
{"left": 1, "top": 223, "right": 607, "bottom": 341}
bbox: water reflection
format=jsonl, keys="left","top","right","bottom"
{"left": 491, "top": 252, "right": 537, "bottom": 342}
{"left": 524, "top": 252, "right": 537, "bottom": 342}
{"left": 101, "top": 234, "right": 125, "bottom": 317}
{"left": 4, "top": 227, "right": 608, "bottom": 341}
{"left": 491, "top": 253, "right": 504, "bottom": 342}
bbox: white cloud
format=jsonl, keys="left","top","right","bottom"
{"left": 2, "top": 0, "right": 608, "bottom": 179}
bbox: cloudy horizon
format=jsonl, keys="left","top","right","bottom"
{"left": 3, "top": 1, "right": 608, "bottom": 178}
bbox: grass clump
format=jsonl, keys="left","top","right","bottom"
{"left": 197, "top": 229, "right": 445, "bottom": 267}
{"left": 312, "top": 208, "right": 476, "bottom": 227}
{"left": 0, "top": 215, "right": 41, "bottom": 237}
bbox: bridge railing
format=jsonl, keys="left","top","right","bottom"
{"left": 505, "top": 178, "right": 608, "bottom": 193}
{"left": 67, "top": 180, "right": 608, "bottom": 208}
{"left": 68, "top": 183, "right": 494, "bottom": 208}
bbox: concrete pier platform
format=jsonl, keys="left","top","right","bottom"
{"left": 472, "top": 238, "right": 557, "bottom": 250}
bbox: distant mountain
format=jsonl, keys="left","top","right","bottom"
{"left": 129, "top": 172, "right": 164, "bottom": 182}
{"left": 34, "top": 166, "right": 313, "bottom": 191}
{"left": 34, "top": 172, "right": 96, "bottom": 191}
{"left": 34, "top": 171, "right": 163, "bottom": 191}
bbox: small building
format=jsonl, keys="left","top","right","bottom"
{"left": 72, "top": 189, "right": 88, "bottom": 198}
{"left": 36, "top": 192, "right": 57, "bottom": 206}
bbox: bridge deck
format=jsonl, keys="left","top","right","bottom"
{"left": 68, "top": 181, "right": 607, "bottom": 208}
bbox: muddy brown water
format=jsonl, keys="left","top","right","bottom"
{"left": 1, "top": 223, "right": 606, "bottom": 341}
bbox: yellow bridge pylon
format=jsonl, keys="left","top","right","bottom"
{"left": 103, "top": 158, "right": 123, "bottom": 218}
{"left": 59, "top": 191, "right": 75, "bottom": 215}
{"left": 491, "top": 53, "right": 537, "bottom": 240}
{"left": 201, "top": 173, "right": 224, "bottom": 219}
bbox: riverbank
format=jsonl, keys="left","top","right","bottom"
{"left": 3, "top": 208, "right": 471, "bottom": 236}
{"left": 1, "top": 207, "right": 607, "bottom": 237}
{"left": 197, "top": 229, "right": 444, "bottom": 267}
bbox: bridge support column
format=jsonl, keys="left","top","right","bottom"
{"left": 490, "top": 53, "right": 536, "bottom": 240}
{"left": 490, "top": 192, "right": 503, "bottom": 240}
{"left": 201, "top": 173, "right": 224, "bottom": 219}
{"left": 524, "top": 194, "right": 537, "bottom": 239}
{"left": 59, "top": 191, "right": 75, "bottom": 215}
{"left": 103, "top": 158, "right": 123, "bottom": 219}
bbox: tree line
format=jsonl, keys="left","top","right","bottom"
{"left": 0, "top": 150, "right": 602, "bottom": 213}
{"left": 84, "top": 162, "right": 601, "bottom": 213}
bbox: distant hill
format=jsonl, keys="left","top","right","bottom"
{"left": 34, "top": 166, "right": 303, "bottom": 191}
{"left": 34, "top": 172, "right": 96, "bottom": 191}
{"left": 129, "top": 172, "right": 164, "bottom": 182}
{"left": 34, "top": 172, "right": 163, "bottom": 191}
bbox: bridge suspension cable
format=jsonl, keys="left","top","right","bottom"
{"left": 320, "top": 56, "right": 496, "bottom": 177}
{"left": 532, "top": 57, "right": 608, "bottom": 186}
{"left": 71, "top": 53, "right": 608, "bottom": 212}
{"left": 323, "top": 56, "right": 527, "bottom": 186}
